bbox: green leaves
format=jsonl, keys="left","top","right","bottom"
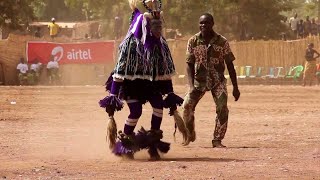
{"left": 0, "top": 0, "right": 35, "bottom": 29}
{"left": 1, "top": 0, "right": 312, "bottom": 40}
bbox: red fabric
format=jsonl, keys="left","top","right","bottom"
{"left": 27, "top": 41, "right": 114, "bottom": 64}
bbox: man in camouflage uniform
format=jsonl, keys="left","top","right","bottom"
{"left": 183, "top": 13, "right": 240, "bottom": 148}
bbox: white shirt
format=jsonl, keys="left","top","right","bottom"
{"left": 289, "top": 17, "right": 299, "bottom": 31}
{"left": 16, "top": 63, "right": 28, "bottom": 74}
{"left": 30, "top": 62, "right": 42, "bottom": 72}
{"left": 47, "top": 61, "right": 59, "bottom": 69}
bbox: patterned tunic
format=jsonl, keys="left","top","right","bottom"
{"left": 186, "top": 32, "right": 235, "bottom": 92}
{"left": 183, "top": 31, "right": 235, "bottom": 141}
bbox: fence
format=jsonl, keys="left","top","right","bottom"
{"left": 1, "top": 34, "right": 318, "bottom": 85}
{"left": 167, "top": 37, "right": 319, "bottom": 76}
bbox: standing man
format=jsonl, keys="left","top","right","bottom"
{"left": 304, "top": 16, "right": 312, "bottom": 37}
{"left": 46, "top": 56, "right": 60, "bottom": 85}
{"left": 114, "top": 16, "right": 123, "bottom": 40}
{"left": 29, "top": 58, "right": 42, "bottom": 84}
{"left": 16, "top": 57, "right": 29, "bottom": 85}
{"left": 48, "top": 17, "right": 60, "bottom": 40}
{"left": 182, "top": 13, "right": 240, "bottom": 148}
{"left": 289, "top": 13, "right": 299, "bottom": 39}
{"left": 303, "top": 43, "right": 320, "bottom": 86}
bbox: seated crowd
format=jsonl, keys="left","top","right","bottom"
{"left": 16, "top": 56, "right": 61, "bottom": 85}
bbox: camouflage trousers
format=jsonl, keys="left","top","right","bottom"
{"left": 182, "top": 84, "right": 229, "bottom": 141}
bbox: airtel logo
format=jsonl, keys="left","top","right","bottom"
{"left": 51, "top": 46, "right": 93, "bottom": 61}
{"left": 51, "top": 46, "right": 63, "bottom": 62}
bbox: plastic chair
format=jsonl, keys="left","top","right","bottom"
{"left": 250, "top": 66, "right": 264, "bottom": 78}
{"left": 237, "top": 66, "right": 246, "bottom": 78}
{"left": 245, "top": 66, "right": 252, "bottom": 77}
{"left": 284, "top": 66, "right": 294, "bottom": 77}
{"left": 285, "top": 65, "right": 304, "bottom": 81}
{"left": 262, "top": 67, "right": 275, "bottom": 78}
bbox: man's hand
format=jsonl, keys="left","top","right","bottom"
{"left": 233, "top": 88, "right": 240, "bottom": 101}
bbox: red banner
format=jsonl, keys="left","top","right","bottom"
{"left": 27, "top": 41, "right": 115, "bottom": 64}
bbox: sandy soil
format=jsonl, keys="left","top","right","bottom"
{"left": 0, "top": 85, "right": 319, "bottom": 180}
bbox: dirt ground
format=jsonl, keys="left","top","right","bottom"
{"left": 0, "top": 85, "right": 319, "bottom": 180}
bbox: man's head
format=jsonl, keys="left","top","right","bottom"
{"left": 20, "top": 57, "right": 25, "bottom": 64}
{"left": 308, "top": 43, "right": 314, "bottom": 49}
{"left": 51, "top": 17, "right": 56, "bottom": 23}
{"left": 294, "top": 13, "right": 298, "bottom": 18}
{"left": 199, "top": 13, "right": 214, "bottom": 36}
{"left": 306, "top": 16, "right": 310, "bottom": 21}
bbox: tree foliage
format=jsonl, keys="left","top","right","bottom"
{"left": 2, "top": 0, "right": 318, "bottom": 40}
{"left": 0, "top": 0, "right": 35, "bottom": 30}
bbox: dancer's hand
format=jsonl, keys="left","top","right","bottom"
{"left": 169, "top": 106, "right": 177, "bottom": 116}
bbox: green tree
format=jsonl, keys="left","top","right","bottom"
{"left": 0, "top": 0, "right": 36, "bottom": 30}
{"left": 25, "top": 0, "right": 311, "bottom": 40}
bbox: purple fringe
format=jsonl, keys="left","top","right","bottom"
{"left": 112, "top": 127, "right": 171, "bottom": 156}
{"left": 112, "top": 141, "right": 135, "bottom": 156}
{"left": 99, "top": 96, "right": 123, "bottom": 111}
{"left": 163, "top": 93, "right": 184, "bottom": 109}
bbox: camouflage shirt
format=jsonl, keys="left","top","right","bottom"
{"left": 186, "top": 32, "right": 235, "bottom": 91}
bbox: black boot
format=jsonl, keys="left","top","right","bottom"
{"left": 212, "top": 140, "right": 226, "bottom": 148}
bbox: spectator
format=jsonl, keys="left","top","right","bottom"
{"left": 16, "top": 58, "right": 28, "bottom": 85}
{"left": 114, "top": 16, "right": 123, "bottom": 40}
{"left": 48, "top": 17, "right": 60, "bottom": 40}
{"left": 46, "top": 56, "right": 60, "bottom": 85}
{"left": 84, "top": 33, "right": 90, "bottom": 40}
{"left": 317, "top": 18, "right": 320, "bottom": 36}
{"left": 311, "top": 18, "right": 318, "bottom": 36}
{"left": 303, "top": 43, "right": 320, "bottom": 86}
{"left": 29, "top": 58, "right": 42, "bottom": 85}
{"left": 92, "top": 24, "right": 102, "bottom": 39}
{"left": 289, "top": 13, "right": 299, "bottom": 39}
{"left": 304, "top": 16, "right": 312, "bottom": 37}
{"left": 297, "top": 19, "right": 305, "bottom": 39}
{"left": 175, "top": 29, "right": 183, "bottom": 39}
{"left": 316, "top": 63, "right": 320, "bottom": 85}
{"left": 34, "top": 27, "right": 41, "bottom": 38}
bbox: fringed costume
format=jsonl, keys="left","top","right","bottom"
{"left": 99, "top": 0, "right": 188, "bottom": 160}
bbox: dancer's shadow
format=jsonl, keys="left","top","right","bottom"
{"left": 200, "top": 146, "right": 260, "bottom": 149}
{"left": 135, "top": 157, "right": 248, "bottom": 162}
{"left": 160, "top": 157, "right": 246, "bottom": 162}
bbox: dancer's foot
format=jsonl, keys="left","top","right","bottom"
{"left": 148, "top": 150, "right": 161, "bottom": 161}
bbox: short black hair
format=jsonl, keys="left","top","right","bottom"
{"left": 200, "top": 13, "right": 214, "bottom": 23}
